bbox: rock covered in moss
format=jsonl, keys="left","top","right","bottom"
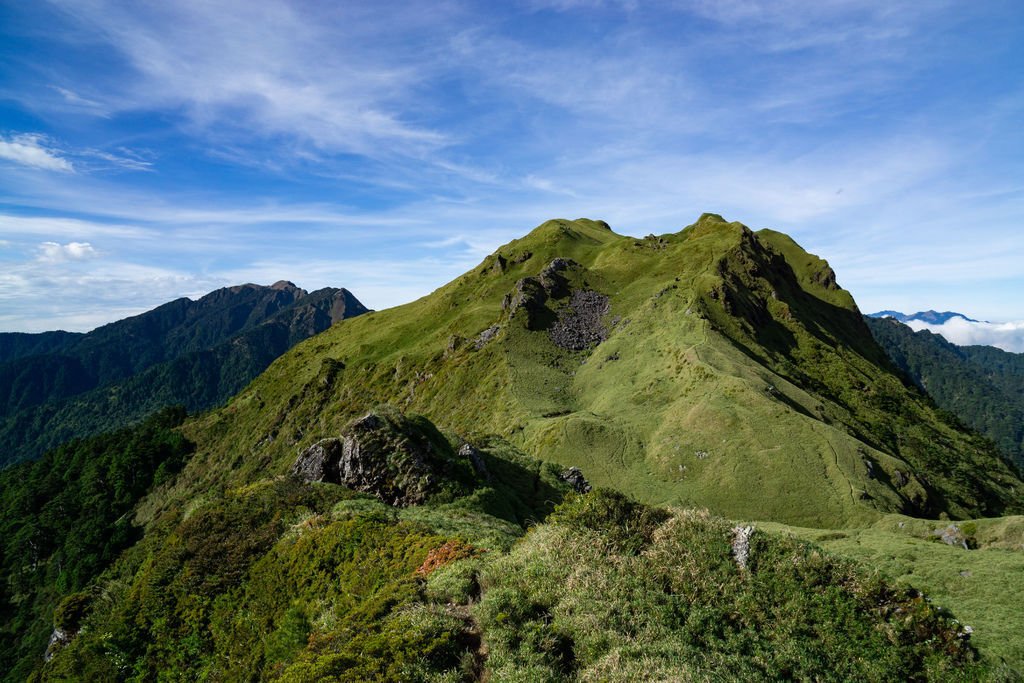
{"left": 291, "top": 410, "right": 471, "bottom": 506}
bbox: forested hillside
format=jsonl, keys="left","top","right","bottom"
{"left": 866, "top": 316, "right": 1024, "bottom": 469}
{"left": 0, "top": 283, "right": 367, "bottom": 466}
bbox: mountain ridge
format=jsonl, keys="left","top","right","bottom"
{"left": 0, "top": 282, "right": 369, "bottom": 466}
{"left": 177, "top": 215, "right": 1021, "bottom": 527}
{"left": 866, "top": 315, "right": 1024, "bottom": 469}
{"left": 8, "top": 214, "right": 1024, "bottom": 680}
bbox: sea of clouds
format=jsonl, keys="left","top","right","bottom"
{"left": 906, "top": 317, "right": 1024, "bottom": 353}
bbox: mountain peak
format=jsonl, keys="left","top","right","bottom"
{"left": 867, "top": 310, "right": 980, "bottom": 324}
{"left": 270, "top": 280, "right": 300, "bottom": 291}
{"left": 186, "top": 217, "right": 1021, "bottom": 528}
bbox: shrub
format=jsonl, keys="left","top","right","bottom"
{"left": 547, "top": 488, "right": 670, "bottom": 554}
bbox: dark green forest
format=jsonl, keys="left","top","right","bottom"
{"left": 0, "top": 408, "right": 194, "bottom": 681}
{"left": 866, "top": 316, "right": 1024, "bottom": 469}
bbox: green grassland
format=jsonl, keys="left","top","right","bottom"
{"left": 26, "top": 445, "right": 1009, "bottom": 680}
{"left": 761, "top": 515, "right": 1024, "bottom": 670}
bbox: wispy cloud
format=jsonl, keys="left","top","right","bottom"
{"left": 0, "top": 133, "right": 73, "bottom": 172}
{"left": 0, "top": 0, "right": 1020, "bottom": 332}
{"left": 0, "top": 214, "right": 149, "bottom": 240}
{"left": 46, "top": 0, "right": 452, "bottom": 161}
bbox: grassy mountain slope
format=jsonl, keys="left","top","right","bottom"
{"left": 181, "top": 215, "right": 1021, "bottom": 527}
{"left": 0, "top": 284, "right": 368, "bottom": 466}
{"left": 866, "top": 316, "right": 1024, "bottom": 468}
{"left": 25, "top": 413, "right": 995, "bottom": 681}
{"left": 762, "top": 514, "right": 1024, "bottom": 668}
{"left": 13, "top": 215, "right": 1024, "bottom": 679}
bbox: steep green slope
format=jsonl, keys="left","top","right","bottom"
{"left": 866, "top": 316, "right": 1024, "bottom": 468}
{"left": 0, "top": 283, "right": 368, "bottom": 466}
{"left": 182, "top": 215, "right": 1021, "bottom": 527}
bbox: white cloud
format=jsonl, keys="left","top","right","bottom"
{"left": 0, "top": 252, "right": 228, "bottom": 333}
{"left": 906, "top": 318, "right": 1024, "bottom": 353}
{"left": 38, "top": 241, "right": 99, "bottom": 262}
{"left": 81, "top": 148, "right": 154, "bottom": 172}
{"left": 0, "top": 134, "right": 74, "bottom": 172}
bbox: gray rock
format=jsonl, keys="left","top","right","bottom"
{"left": 291, "top": 411, "right": 447, "bottom": 507}
{"left": 732, "top": 525, "right": 755, "bottom": 571}
{"left": 474, "top": 325, "right": 501, "bottom": 349}
{"left": 505, "top": 277, "right": 549, "bottom": 317}
{"left": 44, "top": 628, "right": 72, "bottom": 662}
{"left": 933, "top": 524, "right": 970, "bottom": 550}
{"left": 290, "top": 438, "right": 340, "bottom": 482}
{"left": 549, "top": 289, "right": 610, "bottom": 351}
{"left": 559, "top": 466, "right": 592, "bottom": 493}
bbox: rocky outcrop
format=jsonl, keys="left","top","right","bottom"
{"left": 559, "top": 466, "right": 592, "bottom": 493}
{"left": 732, "top": 525, "right": 755, "bottom": 571}
{"left": 474, "top": 325, "right": 501, "bottom": 349}
{"left": 291, "top": 411, "right": 465, "bottom": 506}
{"left": 934, "top": 524, "right": 972, "bottom": 550}
{"left": 502, "top": 258, "right": 580, "bottom": 326}
{"left": 501, "top": 258, "right": 610, "bottom": 350}
{"left": 459, "top": 443, "right": 491, "bottom": 481}
{"left": 549, "top": 289, "right": 610, "bottom": 350}
{"left": 44, "top": 628, "right": 73, "bottom": 662}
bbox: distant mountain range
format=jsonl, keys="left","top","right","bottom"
{"left": 866, "top": 315, "right": 1024, "bottom": 470}
{"left": 0, "top": 281, "right": 368, "bottom": 467}
{"left": 867, "top": 309, "right": 1024, "bottom": 354}
{"left": 868, "top": 310, "right": 981, "bottom": 324}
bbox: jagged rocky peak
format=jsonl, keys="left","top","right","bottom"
{"left": 290, "top": 409, "right": 472, "bottom": 506}
{"left": 325, "top": 288, "right": 370, "bottom": 322}
{"left": 270, "top": 280, "right": 305, "bottom": 294}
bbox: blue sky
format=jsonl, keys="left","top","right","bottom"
{"left": 1, "top": 0, "right": 1023, "bottom": 332}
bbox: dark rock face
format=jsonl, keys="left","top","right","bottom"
{"left": 559, "top": 466, "right": 592, "bottom": 493}
{"left": 504, "top": 277, "right": 550, "bottom": 321}
{"left": 291, "top": 412, "right": 449, "bottom": 506}
{"left": 503, "top": 258, "right": 581, "bottom": 321}
{"left": 502, "top": 258, "right": 610, "bottom": 349}
{"left": 549, "top": 290, "right": 610, "bottom": 351}
{"left": 538, "top": 258, "right": 573, "bottom": 297}
{"left": 290, "top": 438, "right": 340, "bottom": 482}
